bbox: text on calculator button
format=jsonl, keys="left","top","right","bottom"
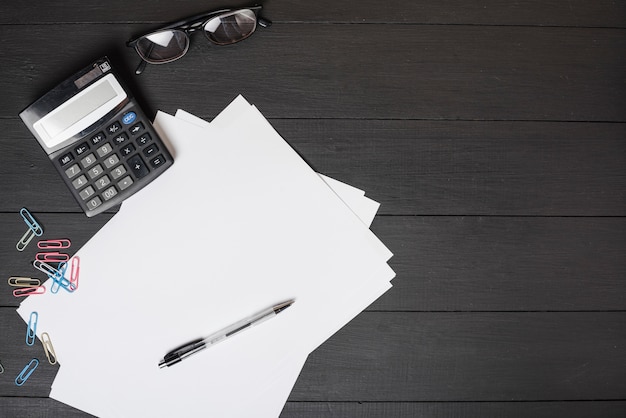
{"left": 72, "top": 175, "right": 88, "bottom": 189}
{"left": 121, "top": 143, "right": 136, "bottom": 156}
{"left": 64, "top": 164, "right": 80, "bottom": 178}
{"left": 79, "top": 186, "right": 96, "bottom": 200}
{"left": 102, "top": 186, "right": 118, "bottom": 201}
{"left": 95, "top": 175, "right": 111, "bottom": 190}
{"left": 80, "top": 153, "right": 97, "bottom": 168}
{"left": 118, "top": 176, "right": 134, "bottom": 191}
{"left": 74, "top": 142, "right": 90, "bottom": 155}
{"left": 86, "top": 196, "right": 102, "bottom": 211}
{"left": 90, "top": 132, "right": 105, "bottom": 145}
{"left": 127, "top": 154, "right": 150, "bottom": 179}
{"left": 107, "top": 122, "right": 121, "bottom": 135}
{"left": 150, "top": 154, "right": 166, "bottom": 168}
{"left": 111, "top": 165, "right": 127, "bottom": 180}
{"left": 129, "top": 122, "right": 144, "bottom": 135}
{"left": 96, "top": 143, "right": 113, "bottom": 157}
{"left": 136, "top": 133, "right": 152, "bottom": 146}
{"left": 122, "top": 112, "right": 137, "bottom": 125}
{"left": 59, "top": 152, "right": 74, "bottom": 166}
{"left": 112, "top": 132, "right": 129, "bottom": 145}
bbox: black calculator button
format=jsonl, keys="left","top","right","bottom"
{"left": 87, "top": 164, "right": 104, "bottom": 179}
{"left": 102, "top": 186, "right": 118, "bottom": 201}
{"left": 118, "top": 176, "right": 134, "bottom": 191}
{"left": 121, "top": 143, "right": 135, "bottom": 156}
{"left": 72, "top": 175, "right": 88, "bottom": 189}
{"left": 136, "top": 133, "right": 152, "bottom": 146}
{"left": 129, "top": 122, "right": 144, "bottom": 135}
{"left": 143, "top": 143, "right": 159, "bottom": 157}
{"left": 121, "top": 112, "right": 137, "bottom": 125}
{"left": 59, "top": 152, "right": 74, "bottom": 166}
{"left": 107, "top": 122, "right": 122, "bottom": 135}
{"left": 111, "top": 165, "right": 127, "bottom": 180}
{"left": 74, "top": 142, "right": 90, "bottom": 155}
{"left": 79, "top": 186, "right": 96, "bottom": 200}
{"left": 86, "top": 196, "right": 102, "bottom": 211}
{"left": 150, "top": 154, "right": 166, "bottom": 168}
{"left": 90, "top": 132, "right": 106, "bottom": 145}
{"left": 95, "top": 175, "right": 111, "bottom": 190}
{"left": 65, "top": 164, "right": 80, "bottom": 178}
{"left": 127, "top": 154, "right": 150, "bottom": 179}
{"left": 112, "top": 132, "right": 129, "bottom": 146}
{"left": 96, "top": 143, "right": 113, "bottom": 157}
{"left": 80, "top": 153, "right": 97, "bottom": 168}
{"left": 103, "top": 154, "right": 120, "bottom": 169}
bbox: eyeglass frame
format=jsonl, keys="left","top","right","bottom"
{"left": 126, "top": 4, "right": 271, "bottom": 74}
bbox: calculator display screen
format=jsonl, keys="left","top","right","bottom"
{"left": 33, "top": 74, "right": 127, "bottom": 149}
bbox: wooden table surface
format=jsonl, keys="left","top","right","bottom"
{"left": 1, "top": 1, "right": 625, "bottom": 417}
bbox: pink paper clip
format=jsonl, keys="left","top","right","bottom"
{"left": 69, "top": 256, "right": 80, "bottom": 290}
{"left": 35, "top": 252, "right": 70, "bottom": 263}
{"left": 37, "top": 239, "right": 71, "bottom": 249}
{"left": 13, "top": 286, "right": 46, "bottom": 297}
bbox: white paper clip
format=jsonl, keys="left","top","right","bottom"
{"left": 15, "top": 358, "right": 39, "bottom": 386}
{"left": 26, "top": 311, "right": 38, "bottom": 346}
{"left": 16, "top": 229, "right": 36, "bottom": 252}
{"left": 41, "top": 332, "right": 57, "bottom": 365}
{"left": 37, "top": 238, "right": 71, "bottom": 249}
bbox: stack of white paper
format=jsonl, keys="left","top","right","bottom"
{"left": 18, "top": 96, "right": 395, "bottom": 417}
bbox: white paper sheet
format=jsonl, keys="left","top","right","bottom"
{"left": 18, "top": 96, "right": 395, "bottom": 417}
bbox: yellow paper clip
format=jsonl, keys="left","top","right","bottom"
{"left": 8, "top": 277, "right": 41, "bottom": 287}
{"left": 26, "top": 311, "right": 38, "bottom": 346}
{"left": 15, "top": 358, "right": 39, "bottom": 386}
{"left": 41, "top": 332, "right": 57, "bottom": 365}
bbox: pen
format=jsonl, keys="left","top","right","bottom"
{"left": 158, "top": 299, "right": 295, "bottom": 368}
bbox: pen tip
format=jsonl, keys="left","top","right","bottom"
{"left": 274, "top": 300, "right": 294, "bottom": 314}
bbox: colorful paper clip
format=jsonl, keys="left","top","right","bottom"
{"left": 33, "top": 260, "right": 65, "bottom": 280}
{"left": 16, "top": 229, "right": 36, "bottom": 252}
{"left": 8, "top": 277, "right": 41, "bottom": 287}
{"left": 15, "top": 358, "right": 39, "bottom": 386}
{"left": 35, "top": 252, "right": 70, "bottom": 263}
{"left": 46, "top": 262, "right": 76, "bottom": 294}
{"left": 20, "top": 208, "right": 44, "bottom": 236}
{"left": 69, "top": 256, "right": 80, "bottom": 290}
{"left": 13, "top": 286, "right": 46, "bottom": 297}
{"left": 26, "top": 311, "right": 38, "bottom": 346}
{"left": 41, "top": 332, "right": 57, "bottom": 365}
{"left": 37, "top": 238, "right": 71, "bottom": 249}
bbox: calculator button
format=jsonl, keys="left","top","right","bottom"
{"left": 111, "top": 165, "right": 127, "bottom": 180}
{"left": 80, "top": 153, "right": 97, "bottom": 168}
{"left": 127, "top": 154, "right": 150, "bottom": 179}
{"left": 74, "top": 142, "right": 90, "bottom": 155}
{"left": 86, "top": 196, "right": 102, "bottom": 211}
{"left": 72, "top": 175, "right": 88, "bottom": 189}
{"left": 112, "top": 132, "right": 129, "bottom": 146}
{"left": 122, "top": 112, "right": 137, "bottom": 125}
{"left": 59, "top": 152, "right": 74, "bottom": 166}
{"left": 107, "top": 122, "right": 122, "bottom": 135}
{"left": 65, "top": 163, "right": 81, "bottom": 178}
{"left": 95, "top": 175, "right": 111, "bottom": 190}
{"left": 136, "top": 133, "right": 152, "bottom": 146}
{"left": 96, "top": 143, "right": 113, "bottom": 157}
{"left": 121, "top": 143, "right": 136, "bottom": 156}
{"left": 118, "top": 176, "right": 134, "bottom": 191}
{"left": 150, "top": 154, "right": 166, "bottom": 168}
{"left": 90, "top": 132, "right": 106, "bottom": 145}
{"left": 87, "top": 164, "right": 104, "bottom": 179}
{"left": 143, "top": 143, "right": 159, "bottom": 158}
{"left": 102, "top": 186, "right": 118, "bottom": 201}
{"left": 129, "top": 122, "right": 144, "bottom": 135}
{"left": 79, "top": 186, "right": 96, "bottom": 200}
{"left": 103, "top": 154, "right": 120, "bottom": 169}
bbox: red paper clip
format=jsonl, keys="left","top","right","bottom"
{"left": 36, "top": 252, "right": 70, "bottom": 263}
{"left": 69, "top": 256, "right": 80, "bottom": 290}
{"left": 37, "top": 239, "right": 71, "bottom": 249}
{"left": 13, "top": 286, "right": 46, "bottom": 297}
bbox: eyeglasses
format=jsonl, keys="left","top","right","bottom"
{"left": 127, "top": 5, "right": 271, "bottom": 75}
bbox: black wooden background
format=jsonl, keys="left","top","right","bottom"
{"left": 1, "top": 1, "right": 625, "bottom": 417}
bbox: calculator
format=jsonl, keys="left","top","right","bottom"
{"left": 19, "top": 57, "right": 173, "bottom": 217}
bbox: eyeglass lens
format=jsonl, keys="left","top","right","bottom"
{"left": 136, "top": 9, "right": 258, "bottom": 64}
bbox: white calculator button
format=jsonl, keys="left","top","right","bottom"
{"left": 96, "top": 143, "right": 113, "bottom": 158}
{"left": 111, "top": 165, "right": 127, "bottom": 180}
{"left": 103, "top": 154, "right": 120, "bottom": 169}
{"left": 80, "top": 153, "right": 97, "bottom": 168}
{"left": 65, "top": 164, "right": 81, "bottom": 179}
{"left": 87, "top": 164, "right": 104, "bottom": 179}
{"left": 102, "top": 186, "right": 118, "bottom": 201}
{"left": 118, "top": 176, "right": 134, "bottom": 191}
{"left": 71, "top": 175, "right": 88, "bottom": 189}
{"left": 95, "top": 175, "right": 111, "bottom": 190}
{"left": 79, "top": 186, "right": 96, "bottom": 200}
{"left": 86, "top": 196, "right": 102, "bottom": 211}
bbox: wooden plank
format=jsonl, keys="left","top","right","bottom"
{"left": 287, "top": 312, "right": 626, "bottom": 401}
{"left": 280, "top": 401, "right": 626, "bottom": 418}
{"left": 2, "top": 214, "right": 623, "bottom": 311}
{"left": 1, "top": 1, "right": 624, "bottom": 27}
{"left": 1, "top": 119, "right": 624, "bottom": 215}
{"left": 0, "top": 25, "right": 624, "bottom": 121}
{"left": 0, "top": 398, "right": 93, "bottom": 418}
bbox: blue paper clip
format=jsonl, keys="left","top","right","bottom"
{"left": 15, "top": 358, "right": 39, "bottom": 386}
{"left": 48, "top": 262, "right": 76, "bottom": 294}
{"left": 20, "top": 208, "right": 44, "bottom": 236}
{"left": 26, "top": 311, "right": 38, "bottom": 346}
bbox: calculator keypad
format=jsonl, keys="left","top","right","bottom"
{"left": 57, "top": 108, "right": 170, "bottom": 214}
